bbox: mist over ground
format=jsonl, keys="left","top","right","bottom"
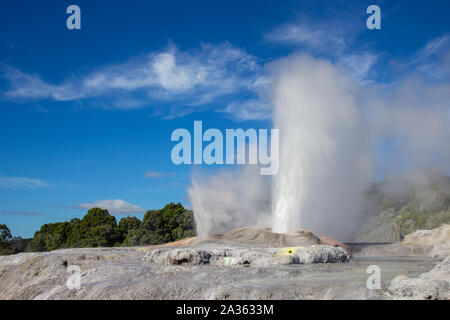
{"left": 188, "top": 166, "right": 271, "bottom": 237}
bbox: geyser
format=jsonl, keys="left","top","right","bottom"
{"left": 271, "top": 55, "right": 371, "bottom": 240}
{"left": 189, "top": 54, "right": 376, "bottom": 240}
{"left": 188, "top": 52, "right": 449, "bottom": 241}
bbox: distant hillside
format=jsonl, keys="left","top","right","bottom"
{"left": 355, "top": 168, "right": 450, "bottom": 242}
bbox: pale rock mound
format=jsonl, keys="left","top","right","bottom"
{"left": 402, "top": 224, "right": 450, "bottom": 258}
{"left": 216, "top": 227, "right": 321, "bottom": 247}
{"left": 141, "top": 227, "right": 350, "bottom": 266}
{"left": 388, "top": 256, "right": 450, "bottom": 300}
{"left": 386, "top": 224, "right": 450, "bottom": 299}
{"left": 143, "top": 246, "right": 350, "bottom": 267}
{"left": 319, "top": 236, "right": 349, "bottom": 251}
{"left": 138, "top": 227, "right": 322, "bottom": 250}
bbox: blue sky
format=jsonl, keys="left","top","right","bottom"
{"left": 0, "top": 0, "right": 449, "bottom": 237}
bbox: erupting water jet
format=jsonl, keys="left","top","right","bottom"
{"left": 270, "top": 54, "right": 371, "bottom": 240}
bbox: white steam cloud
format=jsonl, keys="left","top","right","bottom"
{"left": 188, "top": 51, "right": 450, "bottom": 241}
{"left": 271, "top": 55, "right": 372, "bottom": 240}
{"left": 188, "top": 166, "right": 271, "bottom": 237}
{"left": 364, "top": 78, "right": 450, "bottom": 172}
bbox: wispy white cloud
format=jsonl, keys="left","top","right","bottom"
{"left": 145, "top": 171, "right": 175, "bottom": 179}
{"left": 266, "top": 21, "right": 378, "bottom": 85}
{"left": 1, "top": 211, "right": 46, "bottom": 216}
{"left": 222, "top": 99, "right": 271, "bottom": 121}
{"left": 408, "top": 34, "right": 450, "bottom": 80}
{"left": 2, "top": 43, "right": 260, "bottom": 115}
{"left": 411, "top": 35, "right": 450, "bottom": 65}
{"left": 0, "top": 176, "right": 49, "bottom": 188}
{"left": 79, "top": 199, "right": 144, "bottom": 214}
{"left": 338, "top": 53, "right": 378, "bottom": 85}
{"left": 265, "top": 22, "right": 350, "bottom": 54}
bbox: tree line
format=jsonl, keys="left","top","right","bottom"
{"left": 0, "top": 202, "right": 196, "bottom": 254}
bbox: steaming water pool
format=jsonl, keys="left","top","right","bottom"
{"left": 274, "top": 255, "right": 441, "bottom": 285}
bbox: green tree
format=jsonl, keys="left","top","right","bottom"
{"left": 119, "top": 216, "right": 141, "bottom": 245}
{"left": 122, "top": 228, "right": 147, "bottom": 246}
{"left": 0, "top": 224, "right": 13, "bottom": 255}
{"left": 27, "top": 208, "right": 122, "bottom": 251}
{"left": 0, "top": 224, "right": 12, "bottom": 243}
{"left": 119, "top": 216, "right": 141, "bottom": 235}
{"left": 27, "top": 221, "right": 74, "bottom": 251}
{"left": 73, "top": 208, "right": 122, "bottom": 247}
{"left": 10, "top": 237, "right": 31, "bottom": 254}
{"left": 140, "top": 203, "right": 196, "bottom": 245}
{"left": 26, "top": 203, "right": 196, "bottom": 251}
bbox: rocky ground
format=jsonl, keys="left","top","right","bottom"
{"left": 0, "top": 226, "right": 448, "bottom": 300}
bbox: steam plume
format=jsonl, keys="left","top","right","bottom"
{"left": 188, "top": 53, "right": 449, "bottom": 241}
{"left": 188, "top": 166, "right": 271, "bottom": 236}
{"left": 271, "top": 55, "right": 372, "bottom": 240}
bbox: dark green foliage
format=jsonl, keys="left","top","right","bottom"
{"left": 27, "top": 208, "right": 122, "bottom": 251}
{"left": 392, "top": 207, "right": 450, "bottom": 237}
{"left": 121, "top": 228, "right": 150, "bottom": 246}
{"left": 9, "top": 237, "right": 31, "bottom": 254}
{"left": 122, "top": 203, "right": 196, "bottom": 246}
{"left": 0, "top": 225, "right": 28, "bottom": 255}
{"left": 139, "top": 203, "right": 196, "bottom": 245}
{"left": 119, "top": 216, "right": 141, "bottom": 236}
{"left": 72, "top": 208, "right": 122, "bottom": 247}
{"left": 0, "top": 224, "right": 13, "bottom": 255}
{"left": 27, "top": 221, "right": 73, "bottom": 251}
{"left": 0, "top": 224, "right": 12, "bottom": 243}
{"left": 118, "top": 216, "right": 141, "bottom": 245}
{"left": 23, "top": 203, "right": 196, "bottom": 252}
